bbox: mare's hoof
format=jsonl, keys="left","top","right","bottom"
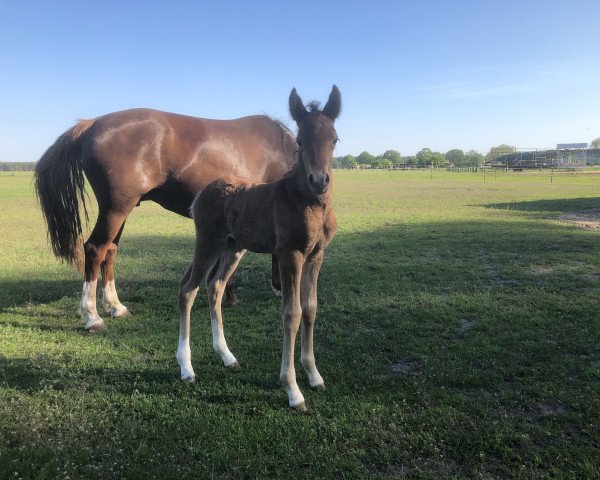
{"left": 181, "top": 375, "right": 196, "bottom": 383}
{"left": 226, "top": 361, "right": 241, "bottom": 370}
{"left": 86, "top": 321, "right": 106, "bottom": 333}
{"left": 110, "top": 305, "right": 130, "bottom": 317}
{"left": 291, "top": 401, "right": 307, "bottom": 412}
{"left": 271, "top": 285, "right": 282, "bottom": 297}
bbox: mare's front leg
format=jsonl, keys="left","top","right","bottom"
{"left": 278, "top": 251, "right": 306, "bottom": 410}
{"left": 300, "top": 251, "right": 325, "bottom": 389}
{"left": 207, "top": 243, "right": 246, "bottom": 367}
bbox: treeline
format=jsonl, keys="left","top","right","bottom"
{"left": 334, "top": 148, "right": 485, "bottom": 169}
{"left": 0, "top": 162, "right": 36, "bottom": 171}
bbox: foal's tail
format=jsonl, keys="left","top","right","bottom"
{"left": 34, "top": 119, "right": 95, "bottom": 271}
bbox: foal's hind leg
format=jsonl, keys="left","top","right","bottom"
{"left": 100, "top": 221, "right": 130, "bottom": 317}
{"left": 177, "top": 235, "right": 227, "bottom": 381}
{"left": 207, "top": 241, "right": 246, "bottom": 367}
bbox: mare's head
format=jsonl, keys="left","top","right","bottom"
{"left": 289, "top": 85, "right": 341, "bottom": 196}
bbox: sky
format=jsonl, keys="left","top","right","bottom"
{"left": 1, "top": 1, "right": 599, "bottom": 162}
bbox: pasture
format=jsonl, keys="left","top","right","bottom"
{"left": 1, "top": 170, "right": 599, "bottom": 479}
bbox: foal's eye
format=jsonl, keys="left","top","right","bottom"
{"left": 296, "top": 140, "right": 303, "bottom": 148}
{"left": 333, "top": 138, "right": 340, "bottom": 145}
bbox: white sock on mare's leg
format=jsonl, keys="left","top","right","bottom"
{"left": 80, "top": 280, "right": 105, "bottom": 331}
{"left": 102, "top": 279, "right": 130, "bottom": 317}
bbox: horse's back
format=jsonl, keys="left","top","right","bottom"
{"left": 78, "top": 108, "right": 295, "bottom": 211}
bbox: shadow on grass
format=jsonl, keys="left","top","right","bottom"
{"left": 486, "top": 197, "right": 600, "bottom": 213}
{"left": 2, "top": 217, "right": 599, "bottom": 401}
{"left": 2, "top": 213, "right": 596, "bottom": 312}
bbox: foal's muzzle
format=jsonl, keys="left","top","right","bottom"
{"left": 308, "top": 172, "right": 330, "bottom": 195}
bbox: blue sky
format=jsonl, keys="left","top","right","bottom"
{"left": 1, "top": 1, "right": 599, "bottom": 162}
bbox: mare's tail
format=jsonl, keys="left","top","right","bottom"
{"left": 34, "top": 119, "right": 95, "bottom": 271}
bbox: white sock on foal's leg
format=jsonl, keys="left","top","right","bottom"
{"left": 211, "top": 315, "right": 238, "bottom": 367}
{"left": 176, "top": 335, "right": 195, "bottom": 381}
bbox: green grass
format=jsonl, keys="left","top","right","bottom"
{"left": 1, "top": 170, "right": 599, "bottom": 479}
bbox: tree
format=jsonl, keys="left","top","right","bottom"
{"left": 486, "top": 144, "right": 516, "bottom": 162}
{"left": 465, "top": 150, "right": 484, "bottom": 166}
{"left": 445, "top": 149, "right": 465, "bottom": 166}
{"left": 416, "top": 148, "right": 445, "bottom": 167}
{"left": 372, "top": 159, "right": 392, "bottom": 169}
{"left": 338, "top": 154, "right": 356, "bottom": 168}
{"left": 356, "top": 151, "right": 375, "bottom": 165}
{"left": 416, "top": 148, "right": 433, "bottom": 167}
{"left": 590, "top": 137, "right": 600, "bottom": 149}
{"left": 381, "top": 149, "right": 402, "bottom": 165}
{"left": 403, "top": 156, "right": 416, "bottom": 166}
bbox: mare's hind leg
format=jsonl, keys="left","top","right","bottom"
{"left": 177, "top": 235, "right": 227, "bottom": 381}
{"left": 80, "top": 204, "right": 136, "bottom": 331}
{"left": 100, "top": 221, "right": 130, "bottom": 317}
{"left": 207, "top": 240, "right": 246, "bottom": 367}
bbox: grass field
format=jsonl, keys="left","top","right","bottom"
{"left": 1, "top": 170, "right": 599, "bottom": 479}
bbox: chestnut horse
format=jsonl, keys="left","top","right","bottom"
{"left": 35, "top": 107, "right": 296, "bottom": 331}
{"left": 177, "top": 86, "right": 340, "bottom": 410}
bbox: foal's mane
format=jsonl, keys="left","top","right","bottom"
{"left": 307, "top": 101, "right": 321, "bottom": 112}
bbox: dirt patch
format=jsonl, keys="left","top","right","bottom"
{"left": 459, "top": 318, "right": 478, "bottom": 333}
{"left": 478, "top": 251, "right": 522, "bottom": 286}
{"left": 557, "top": 209, "right": 600, "bottom": 230}
{"left": 529, "top": 266, "right": 554, "bottom": 275}
{"left": 390, "top": 358, "right": 419, "bottom": 375}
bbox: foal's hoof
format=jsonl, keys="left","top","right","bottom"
{"left": 110, "top": 304, "right": 130, "bottom": 317}
{"left": 223, "top": 291, "right": 240, "bottom": 307}
{"left": 181, "top": 374, "right": 196, "bottom": 383}
{"left": 291, "top": 401, "right": 307, "bottom": 412}
{"left": 226, "top": 361, "right": 241, "bottom": 370}
{"left": 86, "top": 320, "right": 107, "bottom": 333}
{"left": 311, "top": 383, "right": 326, "bottom": 391}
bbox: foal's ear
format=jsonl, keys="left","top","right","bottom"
{"left": 289, "top": 87, "right": 308, "bottom": 124}
{"left": 322, "top": 85, "right": 342, "bottom": 120}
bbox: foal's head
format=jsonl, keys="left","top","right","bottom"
{"left": 289, "top": 85, "right": 341, "bottom": 196}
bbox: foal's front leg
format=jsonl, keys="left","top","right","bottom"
{"left": 278, "top": 251, "right": 306, "bottom": 410}
{"left": 300, "top": 251, "right": 325, "bottom": 389}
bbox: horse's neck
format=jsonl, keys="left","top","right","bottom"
{"left": 283, "top": 161, "right": 307, "bottom": 196}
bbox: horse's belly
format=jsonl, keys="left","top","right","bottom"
{"left": 230, "top": 228, "right": 275, "bottom": 254}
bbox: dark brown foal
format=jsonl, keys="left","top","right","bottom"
{"left": 177, "top": 86, "right": 341, "bottom": 410}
